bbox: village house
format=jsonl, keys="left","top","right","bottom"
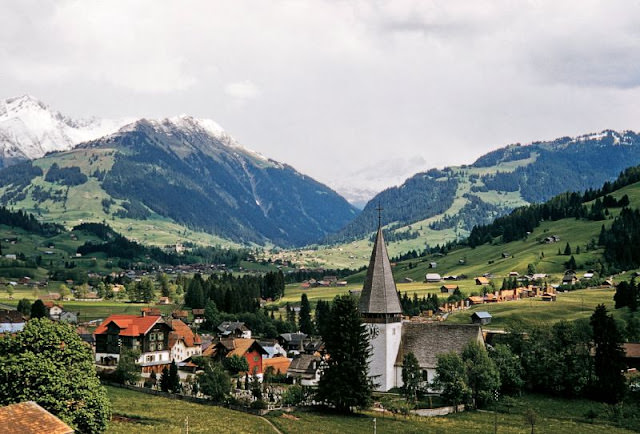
{"left": 287, "top": 354, "right": 324, "bottom": 386}
{"left": 277, "top": 332, "right": 307, "bottom": 354}
{"left": 440, "top": 284, "right": 459, "bottom": 294}
{"left": 94, "top": 314, "right": 173, "bottom": 373}
{"left": 263, "top": 356, "right": 291, "bottom": 376}
{"left": 475, "top": 276, "right": 491, "bottom": 286}
{"left": 0, "top": 309, "right": 25, "bottom": 333}
{"left": 192, "top": 308, "right": 205, "bottom": 325}
{"left": 470, "top": 311, "right": 492, "bottom": 325}
{"left": 59, "top": 311, "right": 79, "bottom": 323}
{"left": 0, "top": 401, "right": 73, "bottom": 434}
{"left": 217, "top": 321, "right": 252, "bottom": 339}
{"left": 425, "top": 273, "right": 442, "bottom": 283}
{"left": 259, "top": 340, "right": 288, "bottom": 358}
{"left": 204, "top": 338, "right": 267, "bottom": 376}
{"left": 43, "top": 301, "right": 64, "bottom": 321}
{"left": 169, "top": 319, "right": 202, "bottom": 363}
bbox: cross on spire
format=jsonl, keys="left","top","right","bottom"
{"left": 376, "top": 203, "right": 383, "bottom": 228}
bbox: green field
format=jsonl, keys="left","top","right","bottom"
{"left": 446, "top": 288, "right": 617, "bottom": 329}
{"left": 106, "top": 386, "right": 274, "bottom": 433}
{"left": 104, "top": 385, "right": 637, "bottom": 433}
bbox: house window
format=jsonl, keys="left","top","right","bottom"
{"left": 149, "top": 333, "right": 156, "bottom": 341}
{"left": 156, "top": 332, "right": 164, "bottom": 341}
{"left": 157, "top": 343, "right": 164, "bottom": 351}
{"left": 149, "top": 343, "right": 156, "bottom": 352}
{"left": 253, "top": 356, "right": 259, "bottom": 362}
{"left": 146, "top": 355, "right": 155, "bottom": 362}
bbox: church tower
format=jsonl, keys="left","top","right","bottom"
{"left": 359, "top": 213, "right": 403, "bottom": 392}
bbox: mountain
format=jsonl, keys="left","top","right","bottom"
{"left": 329, "top": 130, "right": 640, "bottom": 247}
{"left": 0, "top": 95, "right": 127, "bottom": 167}
{"left": 0, "top": 113, "right": 358, "bottom": 247}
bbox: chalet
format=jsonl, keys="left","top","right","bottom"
{"left": 440, "top": 284, "right": 459, "bottom": 294}
{"left": 205, "top": 338, "right": 267, "bottom": 375}
{"left": 287, "top": 354, "right": 324, "bottom": 386}
{"left": 141, "top": 307, "right": 162, "bottom": 316}
{"left": 471, "top": 311, "right": 492, "bottom": 325}
{"left": 94, "top": 314, "right": 172, "bottom": 373}
{"left": 157, "top": 297, "right": 170, "bottom": 305}
{"left": 543, "top": 235, "right": 560, "bottom": 243}
{"left": 59, "top": 311, "right": 79, "bottom": 323}
{"left": 172, "top": 310, "right": 189, "bottom": 322}
{"left": 259, "top": 340, "right": 287, "bottom": 358}
{"left": 562, "top": 275, "right": 578, "bottom": 285}
{"left": 541, "top": 292, "right": 557, "bottom": 302}
{"left": 508, "top": 271, "right": 519, "bottom": 277}
{"left": 475, "top": 277, "right": 490, "bottom": 286}
{"left": 429, "top": 262, "right": 437, "bottom": 269}
{"left": 192, "top": 308, "right": 205, "bottom": 325}
{"left": 38, "top": 292, "right": 61, "bottom": 301}
{"left": 583, "top": 272, "right": 595, "bottom": 280}
{"left": 393, "top": 323, "right": 484, "bottom": 387}
{"left": 217, "top": 321, "right": 252, "bottom": 339}
{"left": 169, "top": 319, "right": 202, "bottom": 362}
{"left": 0, "top": 401, "right": 73, "bottom": 434}
{"left": 43, "top": 302, "right": 63, "bottom": 321}
{"left": 622, "top": 343, "right": 640, "bottom": 370}
{"left": 263, "top": 356, "right": 291, "bottom": 376}
{"left": 425, "top": 273, "right": 442, "bottom": 283}
{"left": 336, "top": 280, "right": 348, "bottom": 287}
{"left": 501, "top": 252, "right": 510, "bottom": 259}
{"left": 531, "top": 273, "right": 548, "bottom": 281}
{"left": 278, "top": 332, "right": 307, "bottom": 353}
{"left": 467, "top": 296, "right": 485, "bottom": 305}
{"left": 602, "top": 279, "right": 614, "bottom": 287}
{"left": 0, "top": 309, "right": 25, "bottom": 333}
{"left": 402, "top": 277, "right": 414, "bottom": 283}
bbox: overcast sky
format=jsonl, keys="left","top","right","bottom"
{"left": 3, "top": 1, "right": 640, "bottom": 203}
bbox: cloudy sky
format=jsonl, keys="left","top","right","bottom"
{"left": 2, "top": 1, "right": 640, "bottom": 204}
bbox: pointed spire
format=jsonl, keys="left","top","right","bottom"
{"left": 359, "top": 220, "right": 402, "bottom": 315}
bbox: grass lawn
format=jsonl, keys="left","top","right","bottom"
{"left": 105, "top": 385, "right": 636, "bottom": 434}
{"left": 106, "top": 386, "right": 274, "bottom": 433}
{"left": 266, "top": 395, "right": 637, "bottom": 434}
{"left": 445, "top": 288, "right": 617, "bottom": 329}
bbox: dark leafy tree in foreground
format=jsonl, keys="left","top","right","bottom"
{"left": 317, "top": 295, "right": 372, "bottom": 412}
{"left": 198, "top": 360, "right": 231, "bottom": 402}
{"left": 0, "top": 319, "right": 111, "bottom": 433}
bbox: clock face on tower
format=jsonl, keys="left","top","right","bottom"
{"left": 367, "top": 324, "right": 380, "bottom": 340}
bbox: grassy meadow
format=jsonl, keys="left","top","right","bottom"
{"left": 104, "top": 385, "right": 638, "bottom": 434}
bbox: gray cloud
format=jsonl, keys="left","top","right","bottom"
{"left": 2, "top": 1, "right": 640, "bottom": 202}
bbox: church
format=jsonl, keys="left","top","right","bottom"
{"left": 359, "top": 224, "right": 484, "bottom": 392}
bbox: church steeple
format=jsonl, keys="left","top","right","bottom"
{"left": 358, "top": 208, "right": 402, "bottom": 317}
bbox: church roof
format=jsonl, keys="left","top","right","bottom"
{"left": 359, "top": 227, "right": 402, "bottom": 315}
{"left": 395, "top": 323, "right": 483, "bottom": 369}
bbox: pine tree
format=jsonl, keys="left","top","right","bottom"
{"left": 168, "top": 361, "right": 181, "bottom": 393}
{"left": 30, "top": 299, "right": 47, "bottom": 319}
{"left": 316, "top": 295, "right": 372, "bottom": 412}
{"left": 590, "top": 304, "right": 626, "bottom": 403}
{"left": 160, "top": 366, "right": 170, "bottom": 392}
{"left": 299, "top": 293, "right": 313, "bottom": 335}
{"left": 401, "top": 352, "right": 421, "bottom": 403}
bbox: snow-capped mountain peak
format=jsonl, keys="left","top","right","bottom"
{"left": 0, "top": 95, "right": 127, "bottom": 165}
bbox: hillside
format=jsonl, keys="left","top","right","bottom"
{"left": 0, "top": 116, "right": 358, "bottom": 247}
{"left": 329, "top": 130, "right": 640, "bottom": 251}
